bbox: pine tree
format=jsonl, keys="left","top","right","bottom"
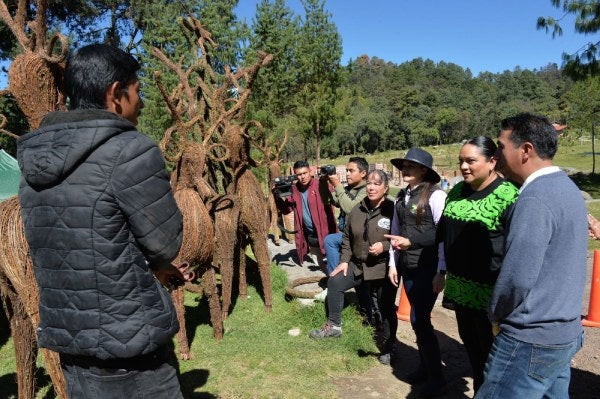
{"left": 293, "top": 0, "right": 342, "bottom": 163}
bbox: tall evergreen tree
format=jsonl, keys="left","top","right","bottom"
{"left": 197, "top": 0, "right": 248, "bottom": 74}
{"left": 245, "top": 0, "right": 299, "bottom": 139}
{"left": 294, "top": 0, "right": 342, "bottom": 163}
{"left": 136, "top": 0, "right": 201, "bottom": 142}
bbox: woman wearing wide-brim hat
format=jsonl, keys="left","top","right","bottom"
{"left": 384, "top": 147, "right": 448, "bottom": 397}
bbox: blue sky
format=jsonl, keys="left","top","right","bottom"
{"left": 237, "top": 0, "right": 586, "bottom": 75}
{"left": 0, "top": 1, "right": 589, "bottom": 88}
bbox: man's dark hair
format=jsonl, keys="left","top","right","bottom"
{"left": 293, "top": 160, "right": 310, "bottom": 170}
{"left": 64, "top": 44, "right": 141, "bottom": 110}
{"left": 500, "top": 113, "right": 558, "bottom": 160}
{"left": 348, "top": 156, "right": 369, "bottom": 173}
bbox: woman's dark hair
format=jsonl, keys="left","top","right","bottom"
{"left": 465, "top": 136, "right": 497, "bottom": 161}
{"left": 415, "top": 181, "right": 435, "bottom": 226}
{"left": 64, "top": 44, "right": 141, "bottom": 110}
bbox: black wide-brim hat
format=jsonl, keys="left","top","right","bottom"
{"left": 391, "top": 147, "right": 441, "bottom": 184}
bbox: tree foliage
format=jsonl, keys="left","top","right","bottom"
{"left": 2, "top": 0, "right": 600, "bottom": 164}
{"left": 538, "top": 0, "right": 600, "bottom": 79}
{"left": 292, "top": 0, "right": 342, "bottom": 162}
{"left": 245, "top": 0, "right": 299, "bottom": 145}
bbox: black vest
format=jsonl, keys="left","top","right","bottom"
{"left": 395, "top": 184, "right": 438, "bottom": 270}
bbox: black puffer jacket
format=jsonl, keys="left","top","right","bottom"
{"left": 17, "top": 109, "right": 183, "bottom": 360}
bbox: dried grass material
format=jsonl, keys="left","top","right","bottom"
{"left": 281, "top": 212, "right": 295, "bottom": 244}
{"left": 234, "top": 170, "right": 272, "bottom": 311}
{"left": 268, "top": 194, "right": 280, "bottom": 245}
{"left": 223, "top": 124, "right": 250, "bottom": 169}
{"left": 176, "top": 141, "right": 216, "bottom": 201}
{"left": 200, "top": 267, "right": 223, "bottom": 339}
{"left": 8, "top": 52, "right": 64, "bottom": 129}
{"left": 211, "top": 195, "right": 240, "bottom": 319}
{"left": 170, "top": 287, "right": 192, "bottom": 360}
{"left": 235, "top": 170, "right": 269, "bottom": 235}
{"left": 173, "top": 188, "right": 214, "bottom": 268}
{"left": 41, "top": 348, "right": 67, "bottom": 399}
{"left": 0, "top": 270, "right": 36, "bottom": 399}
{"left": 0, "top": 196, "right": 39, "bottom": 323}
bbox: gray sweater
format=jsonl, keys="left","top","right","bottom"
{"left": 489, "top": 171, "right": 587, "bottom": 345}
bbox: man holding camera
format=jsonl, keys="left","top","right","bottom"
{"left": 323, "top": 157, "right": 369, "bottom": 276}
{"left": 275, "top": 160, "right": 337, "bottom": 271}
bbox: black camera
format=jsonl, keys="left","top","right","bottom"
{"left": 319, "top": 164, "right": 337, "bottom": 176}
{"left": 272, "top": 174, "right": 298, "bottom": 198}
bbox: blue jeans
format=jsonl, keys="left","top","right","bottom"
{"left": 475, "top": 331, "right": 584, "bottom": 399}
{"left": 324, "top": 232, "right": 343, "bottom": 275}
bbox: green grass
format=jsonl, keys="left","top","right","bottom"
{"left": 0, "top": 265, "right": 379, "bottom": 399}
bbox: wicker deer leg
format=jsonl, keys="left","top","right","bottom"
{"left": 212, "top": 196, "right": 240, "bottom": 320}
{"left": 0, "top": 274, "right": 36, "bottom": 399}
{"left": 235, "top": 171, "right": 272, "bottom": 311}
{"left": 268, "top": 194, "right": 280, "bottom": 246}
{"left": 200, "top": 267, "right": 223, "bottom": 339}
{"left": 219, "top": 257, "right": 234, "bottom": 320}
{"left": 40, "top": 349, "right": 66, "bottom": 399}
{"left": 248, "top": 236, "right": 272, "bottom": 312}
{"left": 281, "top": 212, "right": 295, "bottom": 244}
{"left": 238, "top": 238, "right": 248, "bottom": 300}
{"left": 170, "top": 287, "right": 192, "bottom": 360}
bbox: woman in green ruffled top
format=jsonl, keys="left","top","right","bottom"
{"left": 433, "top": 136, "right": 519, "bottom": 393}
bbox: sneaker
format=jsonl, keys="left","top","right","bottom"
{"left": 378, "top": 352, "right": 391, "bottom": 365}
{"left": 314, "top": 288, "right": 328, "bottom": 302}
{"left": 377, "top": 346, "right": 397, "bottom": 365}
{"left": 309, "top": 321, "right": 342, "bottom": 339}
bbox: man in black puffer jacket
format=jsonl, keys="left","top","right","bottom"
{"left": 18, "top": 44, "right": 186, "bottom": 398}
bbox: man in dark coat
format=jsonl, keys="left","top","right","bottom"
{"left": 18, "top": 44, "right": 187, "bottom": 398}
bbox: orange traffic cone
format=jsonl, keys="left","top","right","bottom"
{"left": 396, "top": 283, "right": 411, "bottom": 322}
{"left": 583, "top": 250, "right": 600, "bottom": 327}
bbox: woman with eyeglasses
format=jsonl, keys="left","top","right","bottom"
{"left": 385, "top": 147, "right": 448, "bottom": 397}
{"left": 433, "top": 137, "right": 518, "bottom": 394}
{"left": 309, "top": 169, "right": 397, "bottom": 354}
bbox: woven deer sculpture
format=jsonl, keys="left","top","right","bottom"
{"left": 151, "top": 14, "right": 273, "bottom": 359}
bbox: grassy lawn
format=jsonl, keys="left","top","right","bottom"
{"left": 0, "top": 265, "right": 380, "bottom": 399}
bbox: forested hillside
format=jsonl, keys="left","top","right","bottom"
{"left": 1, "top": 0, "right": 598, "bottom": 163}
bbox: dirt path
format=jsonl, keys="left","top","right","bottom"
{"left": 268, "top": 239, "right": 600, "bottom": 399}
